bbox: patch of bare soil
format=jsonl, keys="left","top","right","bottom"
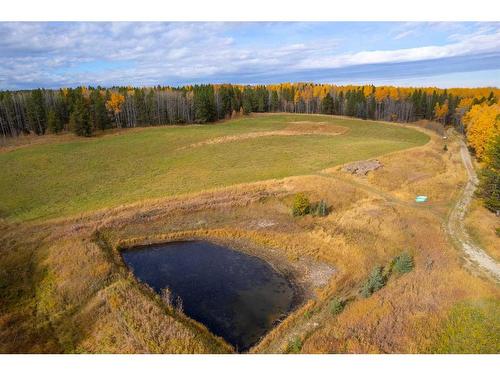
{"left": 181, "top": 123, "right": 348, "bottom": 149}
{"left": 248, "top": 219, "right": 277, "bottom": 229}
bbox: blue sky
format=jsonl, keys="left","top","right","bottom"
{"left": 1, "top": 22, "right": 499, "bottom": 89}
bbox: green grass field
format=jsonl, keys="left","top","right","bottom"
{"left": 0, "top": 114, "right": 429, "bottom": 221}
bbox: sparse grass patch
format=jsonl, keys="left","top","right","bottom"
{"left": 464, "top": 200, "right": 500, "bottom": 261}
{"left": 329, "top": 297, "right": 345, "bottom": 315}
{"left": 431, "top": 299, "right": 500, "bottom": 353}
{"left": 286, "top": 336, "right": 303, "bottom": 353}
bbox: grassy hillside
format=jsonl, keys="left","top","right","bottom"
{"left": 0, "top": 114, "right": 428, "bottom": 221}
{"left": 1, "top": 114, "right": 498, "bottom": 354}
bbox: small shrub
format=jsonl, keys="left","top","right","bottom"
{"left": 360, "top": 266, "right": 386, "bottom": 298}
{"left": 175, "top": 295, "right": 184, "bottom": 313}
{"left": 309, "top": 199, "right": 329, "bottom": 217}
{"left": 329, "top": 297, "right": 345, "bottom": 315}
{"left": 161, "top": 287, "right": 173, "bottom": 307}
{"left": 286, "top": 336, "right": 303, "bottom": 353}
{"left": 292, "top": 193, "right": 310, "bottom": 217}
{"left": 443, "top": 144, "right": 448, "bottom": 151}
{"left": 495, "top": 227, "right": 500, "bottom": 237}
{"left": 316, "top": 200, "right": 329, "bottom": 217}
{"left": 392, "top": 252, "right": 414, "bottom": 275}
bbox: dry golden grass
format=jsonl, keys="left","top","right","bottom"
{"left": 465, "top": 200, "right": 500, "bottom": 261}
{"left": 359, "top": 128, "right": 463, "bottom": 215}
{"left": 1, "top": 116, "right": 498, "bottom": 353}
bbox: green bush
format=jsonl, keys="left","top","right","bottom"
{"left": 360, "top": 266, "right": 386, "bottom": 298}
{"left": 307, "top": 199, "right": 329, "bottom": 217}
{"left": 329, "top": 297, "right": 345, "bottom": 315}
{"left": 292, "top": 193, "right": 310, "bottom": 217}
{"left": 316, "top": 200, "right": 329, "bottom": 217}
{"left": 391, "top": 252, "right": 414, "bottom": 275}
{"left": 286, "top": 336, "right": 303, "bottom": 353}
{"left": 443, "top": 144, "right": 448, "bottom": 151}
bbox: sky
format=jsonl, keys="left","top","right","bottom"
{"left": 1, "top": 22, "right": 500, "bottom": 89}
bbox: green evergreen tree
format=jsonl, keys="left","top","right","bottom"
{"left": 320, "top": 93, "right": 334, "bottom": 114}
{"left": 46, "top": 109, "right": 62, "bottom": 134}
{"left": 257, "top": 90, "right": 266, "bottom": 112}
{"left": 193, "top": 85, "right": 216, "bottom": 123}
{"left": 361, "top": 266, "right": 386, "bottom": 297}
{"left": 133, "top": 88, "right": 148, "bottom": 125}
{"left": 391, "top": 252, "right": 414, "bottom": 274}
{"left": 70, "top": 98, "right": 92, "bottom": 137}
{"left": 242, "top": 87, "right": 253, "bottom": 115}
{"left": 367, "top": 96, "right": 376, "bottom": 119}
{"left": 25, "top": 89, "right": 46, "bottom": 134}
{"left": 270, "top": 90, "right": 279, "bottom": 112}
{"left": 90, "top": 90, "right": 110, "bottom": 131}
{"left": 345, "top": 90, "right": 357, "bottom": 117}
{"left": 317, "top": 200, "right": 328, "bottom": 216}
{"left": 219, "top": 85, "right": 234, "bottom": 118}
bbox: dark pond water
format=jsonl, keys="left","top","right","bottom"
{"left": 121, "top": 240, "right": 297, "bottom": 351}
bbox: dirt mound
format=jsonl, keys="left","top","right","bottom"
{"left": 342, "top": 159, "right": 382, "bottom": 176}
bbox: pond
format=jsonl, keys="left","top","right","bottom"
{"left": 121, "top": 240, "right": 298, "bottom": 351}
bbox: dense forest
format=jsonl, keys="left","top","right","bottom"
{"left": 1, "top": 83, "right": 498, "bottom": 138}
{"left": 0, "top": 82, "right": 499, "bottom": 212}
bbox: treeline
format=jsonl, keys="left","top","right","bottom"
{"left": 1, "top": 83, "right": 499, "bottom": 139}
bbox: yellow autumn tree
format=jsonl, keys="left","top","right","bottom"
{"left": 81, "top": 86, "right": 90, "bottom": 99}
{"left": 434, "top": 101, "right": 449, "bottom": 124}
{"left": 294, "top": 90, "right": 302, "bottom": 103}
{"left": 106, "top": 92, "right": 125, "bottom": 127}
{"left": 375, "top": 87, "right": 389, "bottom": 102}
{"left": 464, "top": 104, "right": 500, "bottom": 159}
{"left": 106, "top": 92, "right": 125, "bottom": 114}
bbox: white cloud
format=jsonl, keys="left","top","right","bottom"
{"left": 0, "top": 22, "right": 499, "bottom": 88}
{"left": 296, "top": 26, "right": 500, "bottom": 70}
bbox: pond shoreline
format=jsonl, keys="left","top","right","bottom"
{"left": 120, "top": 238, "right": 306, "bottom": 352}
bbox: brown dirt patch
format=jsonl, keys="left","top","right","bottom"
{"left": 182, "top": 122, "right": 348, "bottom": 149}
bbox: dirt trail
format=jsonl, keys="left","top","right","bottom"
{"left": 446, "top": 139, "right": 500, "bottom": 281}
